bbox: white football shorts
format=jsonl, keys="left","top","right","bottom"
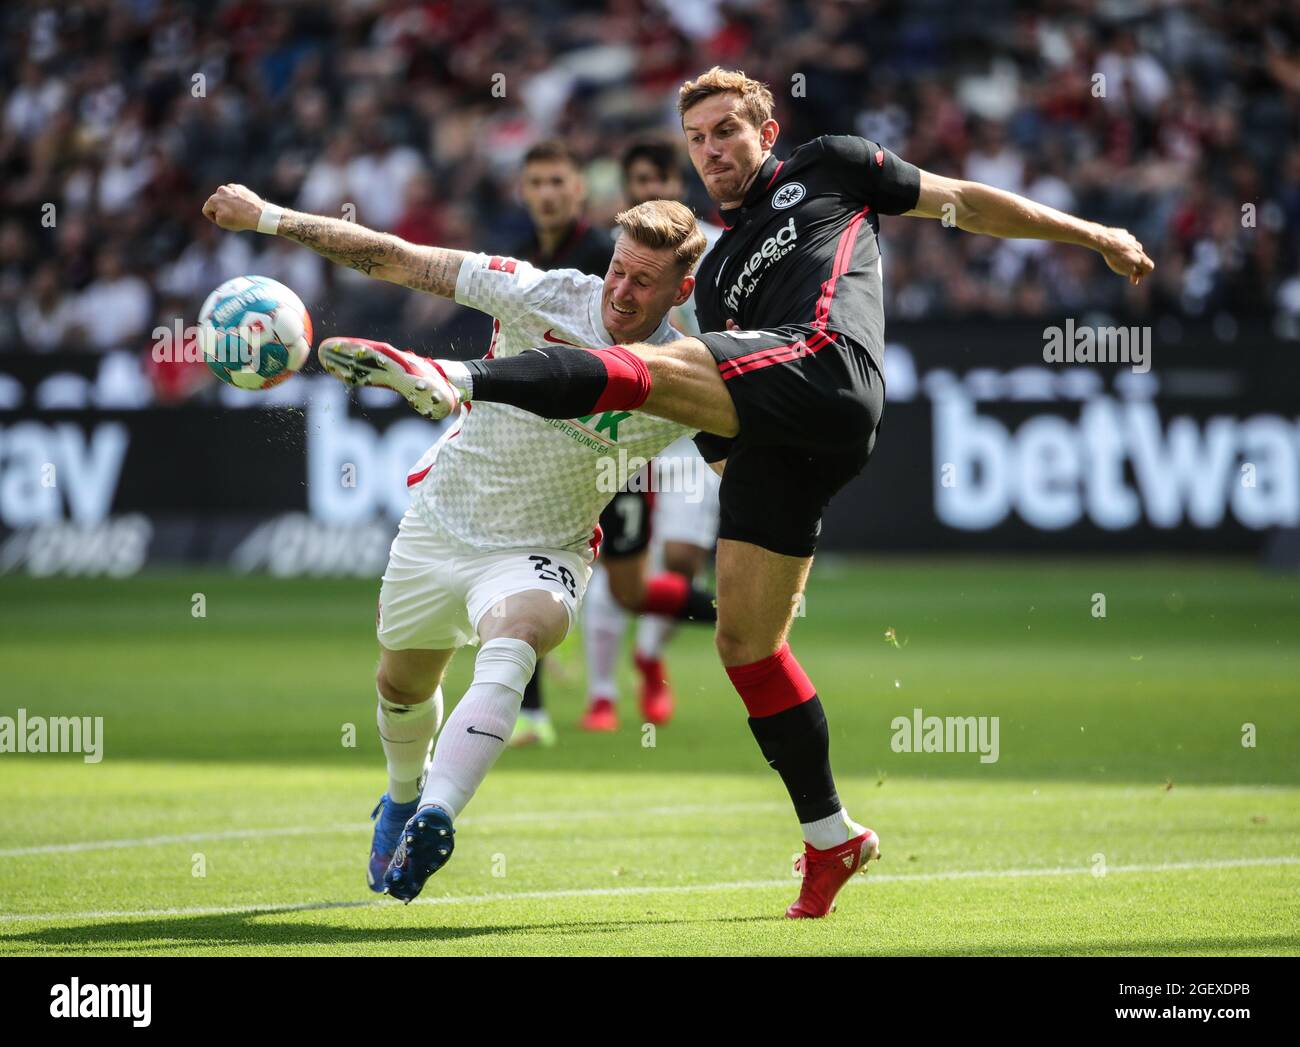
{"left": 377, "top": 508, "right": 593, "bottom": 652}
{"left": 651, "top": 437, "right": 721, "bottom": 549}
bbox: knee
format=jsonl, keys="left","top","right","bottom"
{"left": 501, "top": 622, "right": 547, "bottom": 653}
{"left": 375, "top": 667, "right": 431, "bottom": 706}
{"left": 714, "top": 625, "right": 781, "bottom": 668}
{"left": 605, "top": 571, "right": 644, "bottom": 612}
{"left": 663, "top": 545, "right": 704, "bottom": 577}
{"left": 479, "top": 616, "right": 549, "bottom": 655}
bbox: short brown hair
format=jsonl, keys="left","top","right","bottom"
{"left": 613, "top": 199, "right": 708, "bottom": 274}
{"left": 677, "top": 67, "right": 775, "bottom": 129}
{"left": 522, "top": 138, "right": 580, "bottom": 170}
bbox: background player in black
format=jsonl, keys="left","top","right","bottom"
{"left": 412, "top": 67, "right": 1156, "bottom": 918}
{"left": 514, "top": 139, "right": 615, "bottom": 276}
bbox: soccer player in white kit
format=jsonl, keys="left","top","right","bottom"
{"left": 201, "top": 184, "right": 709, "bottom": 900}
{"left": 575, "top": 142, "right": 726, "bottom": 733}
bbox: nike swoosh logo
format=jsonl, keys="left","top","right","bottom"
{"left": 714, "top": 261, "right": 728, "bottom": 286}
{"left": 542, "top": 329, "right": 579, "bottom": 346}
{"left": 467, "top": 725, "right": 505, "bottom": 742}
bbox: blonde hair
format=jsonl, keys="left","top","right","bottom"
{"left": 677, "top": 66, "right": 775, "bottom": 129}
{"left": 613, "top": 199, "right": 708, "bottom": 274}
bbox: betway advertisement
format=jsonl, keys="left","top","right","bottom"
{"left": 0, "top": 318, "right": 1297, "bottom": 574}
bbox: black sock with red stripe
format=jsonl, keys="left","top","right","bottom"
{"left": 639, "top": 573, "right": 717, "bottom": 622}
{"left": 464, "top": 346, "right": 650, "bottom": 417}
{"left": 726, "top": 643, "right": 841, "bottom": 822}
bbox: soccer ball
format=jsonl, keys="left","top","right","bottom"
{"left": 196, "top": 275, "right": 313, "bottom": 390}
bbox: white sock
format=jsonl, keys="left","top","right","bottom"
{"left": 420, "top": 638, "right": 536, "bottom": 820}
{"left": 801, "top": 808, "right": 866, "bottom": 850}
{"left": 582, "top": 567, "right": 627, "bottom": 702}
{"left": 437, "top": 359, "right": 473, "bottom": 400}
{"left": 376, "top": 688, "right": 443, "bottom": 804}
{"left": 635, "top": 614, "right": 674, "bottom": 662}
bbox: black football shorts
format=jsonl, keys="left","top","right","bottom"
{"left": 597, "top": 489, "right": 653, "bottom": 558}
{"left": 692, "top": 324, "right": 884, "bottom": 558}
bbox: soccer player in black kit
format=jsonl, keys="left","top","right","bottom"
{"left": 381, "top": 67, "right": 1156, "bottom": 917}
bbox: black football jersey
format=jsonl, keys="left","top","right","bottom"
{"left": 693, "top": 136, "right": 921, "bottom": 370}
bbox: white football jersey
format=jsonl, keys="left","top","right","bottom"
{"left": 406, "top": 252, "right": 692, "bottom": 556}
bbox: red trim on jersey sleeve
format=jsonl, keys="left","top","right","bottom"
{"left": 764, "top": 160, "right": 786, "bottom": 192}
{"left": 406, "top": 413, "right": 466, "bottom": 487}
{"left": 406, "top": 464, "right": 434, "bottom": 487}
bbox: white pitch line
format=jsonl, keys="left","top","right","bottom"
{"left": 0, "top": 802, "right": 786, "bottom": 858}
{"left": 0, "top": 855, "right": 1295, "bottom": 925}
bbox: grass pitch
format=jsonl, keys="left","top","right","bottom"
{"left": 1, "top": 559, "right": 1297, "bottom": 956}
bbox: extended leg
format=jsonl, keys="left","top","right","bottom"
{"left": 446, "top": 337, "right": 740, "bottom": 438}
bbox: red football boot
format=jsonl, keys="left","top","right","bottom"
{"left": 634, "top": 653, "right": 675, "bottom": 725}
{"left": 786, "top": 828, "right": 881, "bottom": 918}
{"left": 579, "top": 697, "right": 618, "bottom": 732}
{"left": 318, "top": 337, "right": 461, "bottom": 420}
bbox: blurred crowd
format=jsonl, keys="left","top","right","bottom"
{"left": 2, "top": 0, "right": 1300, "bottom": 371}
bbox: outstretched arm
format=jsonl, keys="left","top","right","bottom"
{"left": 201, "top": 183, "right": 466, "bottom": 297}
{"left": 904, "top": 170, "right": 1154, "bottom": 284}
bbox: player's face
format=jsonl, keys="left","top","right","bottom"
{"left": 624, "top": 158, "right": 684, "bottom": 207}
{"left": 520, "top": 161, "right": 584, "bottom": 232}
{"left": 602, "top": 234, "right": 694, "bottom": 343}
{"left": 682, "top": 93, "right": 776, "bottom": 207}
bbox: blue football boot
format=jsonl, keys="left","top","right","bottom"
{"left": 383, "top": 805, "right": 455, "bottom": 902}
{"left": 367, "top": 793, "right": 420, "bottom": 893}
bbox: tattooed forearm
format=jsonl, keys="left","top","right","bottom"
{"left": 276, "top": 211, "right": 465, "bottom": 298}
{"left": 408, "top": 247, "right": 466, "bottom": 296}
{"left": 277, "top": 213, "right": 391, "bottom": 274}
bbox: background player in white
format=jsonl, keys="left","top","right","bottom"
{"left": 202, "top": 184, "right": 708, "bottom": 900}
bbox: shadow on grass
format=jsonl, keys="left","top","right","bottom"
{"left": 0, "top": 905, "right": 784, "bottom": 955}
{"left": 6, "top": 915, "right": 1296, "bottom": 956}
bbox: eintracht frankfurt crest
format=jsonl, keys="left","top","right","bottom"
{"left": 772, "top": 182, "right": 806, "bottom": 209}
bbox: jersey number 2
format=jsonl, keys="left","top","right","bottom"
{"left": 529, "top": 555, "right": 577, "bottom": 598}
